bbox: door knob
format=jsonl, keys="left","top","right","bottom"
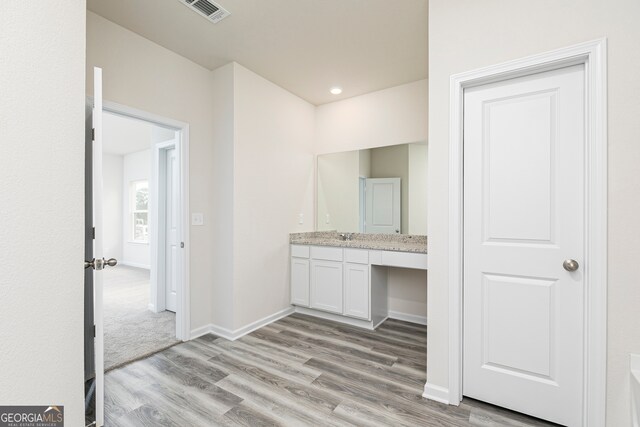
{"left": 84, "top": 258, "right": 118, "bottom": 270}
{"left": 563, "top": 259, "right": 579, "bottom": 272}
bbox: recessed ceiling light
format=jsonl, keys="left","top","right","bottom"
{"left": 330, "top": 86, "right": 343, "bottom": 95}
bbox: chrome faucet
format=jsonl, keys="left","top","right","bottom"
{"left": 339, "top": 233, "right": 354, "bottom": 241}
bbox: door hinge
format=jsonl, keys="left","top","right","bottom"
{"left": 180, "top": 242, "right": 184, "bottom": 249}
{"left": 92, "top": 227, "right": 95, "bottom": 240}
{"left": 91, "top": 128, "right": 95, "bottom": 141}
{"left": 93, "top": 325, "right": 96, "bottom": 337}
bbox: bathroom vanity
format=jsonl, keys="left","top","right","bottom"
{"left": 290, "top": 231, "right": 427, "bottom": 329}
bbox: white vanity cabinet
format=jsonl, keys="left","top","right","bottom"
{"left": 309, "top": 246, "right": 344, "bottom": 314}
{"left": 310, "top": 260, "right": 343, "bottom": 313}
{"left": 290, "top": 243, "right": 427, "bottom": 329}
{"left": 343, "top": 249, "right": 370, "bottom": 319}
{"left": 290, "top": 245, "right": 310, "bottom": 307}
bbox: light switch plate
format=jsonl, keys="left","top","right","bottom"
{"left": 191, "top": 213, "right": 204, "bottom": 226}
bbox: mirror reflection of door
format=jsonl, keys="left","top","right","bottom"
{"left": 364, "top": 178, "right": 401, "bottom": 234}
{"left": 317, "top": 142, "right": 427, "bottom": 234}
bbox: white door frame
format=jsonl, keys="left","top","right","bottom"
{"left": 152, "top": 139, "right": 178, "bottom": 314}
{"left": 446, "top": 39, "right": 607, "bottom": 425}
{"left": 102, "top": 100, "right": 191, "bottom": 341}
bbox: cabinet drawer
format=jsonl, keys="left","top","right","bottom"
{"left": 379, "top": 251, "right": 428, "bottom": 269}
{"left": 311, "top": 246, "right": 343, "bottom": 262}
{"left": 344, "top": 249, "right": 369, "bottom": 264}
{"left": 291, "top": 245, "right": 310, "bottom": 258}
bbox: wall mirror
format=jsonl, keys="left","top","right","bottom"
{"left": 317, "top": 142, "right": 427, "bottom": 235}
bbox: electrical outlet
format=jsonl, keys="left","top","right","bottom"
{"left": 298, "top": 213, "right": 304, "bottom": 225}
{"left": 325, "top": 213, "right": 330, "bottom": 224}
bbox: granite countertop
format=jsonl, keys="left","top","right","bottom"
{"left": 290, "top": 231, "right": 427, "bottom": 254}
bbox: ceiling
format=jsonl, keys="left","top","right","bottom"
{"left": 103, "top": 112, "right": 153, "bottom": 155}
{"left": 86, "top": 0, "right": 428, "bottom": 105}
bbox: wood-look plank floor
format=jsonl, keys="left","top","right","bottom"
{"left": 105, "top": 314, "right": 559, "bottom": 426}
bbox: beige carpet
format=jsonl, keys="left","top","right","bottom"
{"left": 104, "top": 265, "right": 179, "bottom": 371}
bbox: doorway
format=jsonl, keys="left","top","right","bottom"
{"left": 84, "top": 90, "right": 191, "bottom": 426}
{"left": 444, "top": 39, "right": 608, "bottom": 426}
{"left": 100, "top": 110, "right": 184, "bottom": 371}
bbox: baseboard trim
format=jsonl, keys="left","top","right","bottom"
{"left": 295, "top": 306, "right": 376, "bottom": 330}
{"left": 232, "top": 306, "right": 294, "bottom": 340}
{"left": 423, "top": 382, "right": 450, "bottom": 405}
{"left": 189, "top": 324, "right": 215, "bottom": 340}
{"left": 208, "top": 324, "right": 236, "bottom": 341}
{"left": 388, "top": 310, "right": 427, "bottom": 326}
{"left": 119, "top": 261, "right": 151, "bottom": 270}
{"left": 189, "top": 306, "right": 295, "bottom": 342}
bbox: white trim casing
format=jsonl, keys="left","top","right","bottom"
{"left": 151, "top": 138, "right": 179, "bottom": 314}
{"left": 102, "top": 100, "right": 191, "bottom": 342}
{"left": 387, "top": 310, "right": 427, "bottom": 326}
{"left": 118, "top": 261, "right": 151, "bottom": 270}
{"left": 444, "top": 38, "right": 607, "bottom": 427}
{"left": 191, "top": 307, "right": 295, "bottom": 341}
{"left": 294, "top": 306, "right": 383, "bottom": 330}
{"left": 423, "top": 383, "right": 450, "bottom": 405}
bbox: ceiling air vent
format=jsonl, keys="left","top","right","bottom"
{"left": 179, "top": 0, "right": 231, "bottom": 24}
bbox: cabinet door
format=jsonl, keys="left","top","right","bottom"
{"left": 344, "top": 263, "right": 370, "bottom": 320}
{"left": 310, "top": 260, "right": 343, "bottom": 314}
{"left": 291, "top": 258, "right": 310, "bottom": 307}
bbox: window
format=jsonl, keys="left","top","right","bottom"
{"left": 130, "top": 180, "right": 149, "bottom": 242}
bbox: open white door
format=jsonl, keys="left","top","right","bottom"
{"left": 364, "top": 177, "right": 401, "bottom": 234}
{"left": 92, "top": 67, "right": 105, "bottom": 427}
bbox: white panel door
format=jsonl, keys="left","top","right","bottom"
{"left": 365, "top": 178, "right": 401, "bottom": 234}
{"left": 343, "top": 263, "right": 369, "bottom": 320}
{"left": 165, "top": 148, "right": 178, "bottom": 312}
{"left": 291, "top": 257, "right": 310, "bottom": 307}
{"left": 463, "top": 65, "right": 585, "bottom": 426}
{"left": 310, "top": 260, "right": 343, "bottom": 314}
{"left": 92, "top": 67, "right": 105, "bottom": 427}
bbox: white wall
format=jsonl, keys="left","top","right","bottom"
{"left": 103, "top": 153, "right": 124, "bottom": 262}
{"left": 152, "top": 126, "right": 176, "bottom": 144}
{"left": 388, "top": 268, "right": 427, "bottom": 322}
{"left": 122, "top": 149, "right": 151, "bottom": 268}
{"left": 428, "top": 1, "right": 640, "bottom": 425}
{"left": 87, "top": 11, "right": 217, "bottom": 330}
{"left": 314, "top": 82, "right": 429, "bottom": 322}
{"left": 316, "top": 79, "right": 428, "bottom": 154}
{"left": 358, "top": 149, "right": 371, "bottom": 178}
{"left": 408, "top": 142, "right": 428, "bottom": 235}
{"left": 0, "top": 2, "right": 85, "bottom": 425}
{"left": 209, "top": 63, "right": 235, "bottom": 331}
{"left": 370, "top": 144, "right": 410, "bottom": 234}
{"left": 317, "top": 150, "right": 361, "bottom": 232}
{"left": 233, "top": 63, "right": 315, "bottom": 329}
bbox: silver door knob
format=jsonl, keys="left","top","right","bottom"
{"left": 84, "top": 258, "right": 118, "bottom": 270}
{"left": 563, "top": 259, "right": 579, "bottom": 272}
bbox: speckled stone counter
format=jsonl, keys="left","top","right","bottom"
{"left": 290, "top": 231, "right": 427, "bottom": 254}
